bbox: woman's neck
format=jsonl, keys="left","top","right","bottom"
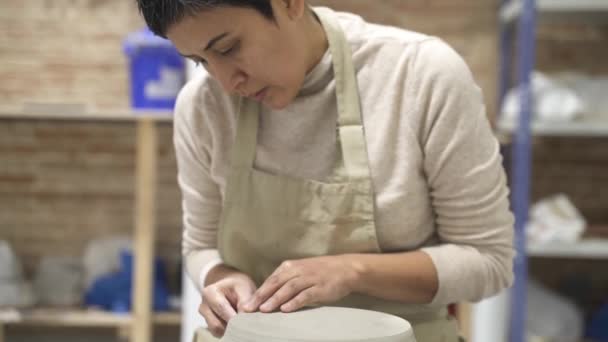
{"left": 303, "top": 8, "right": 329, "bottom": 74}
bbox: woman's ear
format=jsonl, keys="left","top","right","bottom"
{"left": 280, "top": 0, "right": 307, "bottom": 20}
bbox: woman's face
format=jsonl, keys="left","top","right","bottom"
{"left": 166, "top": 0, "right": 313, "bottom": 110}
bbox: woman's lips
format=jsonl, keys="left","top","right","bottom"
{"left": 252, "top": 88, "right": 268, "bottom": 102}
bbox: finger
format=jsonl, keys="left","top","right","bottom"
{"left": 199, "top": 302, "right": 227, "bottom": 338}
{"left": 260, "top": 278, "right": 313, "bottom": 313}
{"left": 244, "top": 264, "right": 297, "bottom": 312}
{"left": 280, "top": 287, "right": 318, "bottom": 313}
{"left": 233, "top": 283, "right": 256, "bottom": 313}
{"left": 207, "top": 293, "right": 238, "bottom": 323}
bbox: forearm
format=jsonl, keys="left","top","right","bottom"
{"left": 345, "top": 251, "right": 438, "bottom": 304}
{"left": 205, "top": 263, "right": 247, "bottom": 287}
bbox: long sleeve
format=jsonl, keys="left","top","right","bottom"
{"left": 174, "top": 79, "right": 223, "bottom": 292}
{"left": 412, "top": 40, "right": 515, "bottom": 305}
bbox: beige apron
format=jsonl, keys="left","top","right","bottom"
{"left": 195, "top": 7, "right": 461, "bottom": 342}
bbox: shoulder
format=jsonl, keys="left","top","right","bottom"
{"left": 333, "top": 9, "right": 435, "bottom": 57}
{"left": 331, "top": 9, "right": 431, "bottom": 45}
{"left": 407, "top": 39, "right": 485, "bottom": 146}
{"left": 332, "top": 8, "right": 472, "bottom": 86}
{"left": 410, "top": 38, "right": 477, "bottom": 91}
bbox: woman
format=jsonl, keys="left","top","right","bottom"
{"left": 137, "top": 1, "right": 515, "bottom": 341}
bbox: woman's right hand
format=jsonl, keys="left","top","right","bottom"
{"left": 199, "top": 265, "right": 257, "bottom": 338}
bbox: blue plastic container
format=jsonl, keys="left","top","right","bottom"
{"left": 123, "top": 29, "right": 185, "bottom": 111}
{"left": 84, "top": 249, "right": 170, "bottom": 312}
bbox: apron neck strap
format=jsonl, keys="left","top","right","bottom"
{"left": 316, "top": 7, "right": 363, "bottom": 128}
{"left": 232, "top": 7, "right": 372, "bottom": 180}
{"left": 316, "top": 7, "right": 371, "bottom": 180}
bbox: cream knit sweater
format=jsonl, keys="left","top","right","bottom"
{"left": 174, "top": 9, "right": 514, "bottom": 306}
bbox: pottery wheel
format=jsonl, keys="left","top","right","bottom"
{"left": 221, "top": 306, "right": 416, "bottom": 342}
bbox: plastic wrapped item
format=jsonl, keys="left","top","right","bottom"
{"left": 556, "top": 73, "right": 608, "bottom": 119}
{"left": 82, "top": 236, "right": 132, "bottom": 289}
{"left": 33, "top": 256, "right": 83, "bottom": 306}
{"left": 501, "top": 72, "right": 585, "bottom": 124}
{"left": 528, "top": 279, "right": 584, "bottom": 342}
{"left": 502, "top": 71, "right": 608, "bottom": 128}
{"left": 0, "top": 240, "right": 23, "bottom": 281}
{"left": 0, "top": 281, "right": 36, "bottom": 308}
{"left": 0, "top": 241, "right": 36, "bottom": 308}
{"left": 526, "top": 194, "right": 586, "bottom": 244}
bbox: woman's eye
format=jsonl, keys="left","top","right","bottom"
{"left": 220, "top": 47, "right": 233, "bottom": 55}
{"left": 220, "top": 42, "right": 239, "bottom": 56}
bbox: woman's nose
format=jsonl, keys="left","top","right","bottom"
{"left": 214, "top": 61, "right": 247, "bottom": 95}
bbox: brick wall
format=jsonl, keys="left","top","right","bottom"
{"left": 1, "top": 0, "right": 607, "bottom": 297}
{"left": 0, "top": 0, "right": 143, "bottom": 109}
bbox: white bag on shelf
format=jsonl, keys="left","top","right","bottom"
{"left": 526, "top": 194, "right": 586, "bottom": 244}
{"left": 0, "top": 240, "right": 23, "bottom": 281}
{"left": 34, "top": 256, "right": 83, "bottom": 306}
{"left": 501, "top": 71, "right": 586, "bottom": 124}
{"left": 82, "top": 235, "right": 132, "bottom": 289}
{"left": 557, "top": 73, "right": 608, "bottom": 119}
{"left": 0, "top": 240, "right": 37, "bottom": 308}
{"left": 0, "top": 281, "right": 36, "bottom": 308}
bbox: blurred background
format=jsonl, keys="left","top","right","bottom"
{"left": 1, "top": 1, "right": 607, "bottom": 342}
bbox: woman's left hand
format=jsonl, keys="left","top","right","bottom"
{"left": 242, "top": 255, "right": 360, "bottom": 313}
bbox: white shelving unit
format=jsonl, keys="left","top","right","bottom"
{"left": 497, "top": 117, "right": 608, "bottom": 137}
{"left": 528, "top": 238, "right": 608, "bottom": 259}
{"left": 0, "top": 308, "right": 180, "bottom": 327}
{"left": 501, "top": 0, "right": 608, "bottom": 23}
{"left": 0, "top": 105, "right": 173, "bottom": 122}
{"left": 498, "top": 1, "right": 608, "bottom": 341}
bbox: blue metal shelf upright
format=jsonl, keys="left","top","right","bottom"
{"left": 498, "top": 1, "right": 537, "bottom": 342}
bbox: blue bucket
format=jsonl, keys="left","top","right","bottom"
{"left": 123, "top": 29, "right": 185, "bottom": 111}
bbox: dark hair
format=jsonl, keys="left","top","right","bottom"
{"left": 136, "top": 0, "right": 275, "bottom": 38}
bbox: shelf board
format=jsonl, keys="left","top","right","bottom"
{"left": 528, "top": 238, "right": 608, "bottom": 259}
{"left": 501, "top": 0, "right": 608, "bottom": 24}
{"left": 0, "top": 308, "right": 180, "bottom": 327}
{"left": 496, "top": 117, "right": 608, "bottom": 137}
{"left": 0, "top": 105, "right": 173, "bottom": 122}
{"left": 153, "top": 312, "right": 182, "bottom": 326}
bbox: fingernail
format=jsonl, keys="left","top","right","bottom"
{"left": 260, "top": 303, "right": 270, "bottom": 311}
